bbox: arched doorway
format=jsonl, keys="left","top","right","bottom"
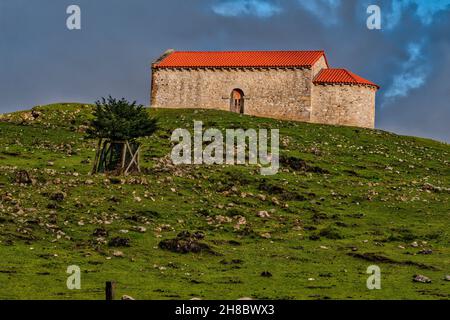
{"left": 230, "top": 89, "right": 245, "bottom": 114}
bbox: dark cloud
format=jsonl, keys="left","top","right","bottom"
{"left": 0, "top": 0, "right": 449, "bottom": 142}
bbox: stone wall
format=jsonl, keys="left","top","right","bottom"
{"left": 151, "top": 67, "right": 314, "bottom": 121}
{"left": 311, "top": 84, "right": 376, "bottom": 128}
{"left": 311, "top": 56, "right": 328, "bottom": 77}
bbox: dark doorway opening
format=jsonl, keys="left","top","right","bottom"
{"left": 230, "top": 89, "right": 245, "bottom": 114}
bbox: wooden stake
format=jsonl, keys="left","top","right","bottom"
{"left": 105, "top": 281, "right": 116, "bottom": 301}
{"left": 91, "top": 138, "right": 103, "bottom": 175}
{"left": 124, "top": 141, "right": 140, "bottom": 175}
{"left": 121, "top": 142, "right": 127, "bottom": 173}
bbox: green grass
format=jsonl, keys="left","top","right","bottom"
{"left": 0, "top": 103, "right": 449, "bottom": 300}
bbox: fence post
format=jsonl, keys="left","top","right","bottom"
{"left": 105, "top": 281, "right": 116, "bottom": 300}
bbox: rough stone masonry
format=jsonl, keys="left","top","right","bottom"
{"left": 150, "top": 50, "right": 379, "bottom": 128}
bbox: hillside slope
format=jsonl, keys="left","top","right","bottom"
{"left": 0, "top": 103, "right": 449, "bottom": 300}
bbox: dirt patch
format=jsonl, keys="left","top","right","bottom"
{"left": 258, "top": 180, "right": 308, "bottom": 201}
{"left": 280, "top": 156, "right": 329, "bottom": 174}
{"left": 158, "top": 231, "right": 218, "bottom": 255}
{"left": 108, "top": 237, "right": 130, "bottom": 247}
{"left": 348, "top": 252, "right": 438, "bottom": 270}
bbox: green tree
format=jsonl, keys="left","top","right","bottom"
{"left": 89, "top": 96, "right": 157, "bottom": 175}
{"left": 88, "top": 96, "right": 157, "bottom": 140}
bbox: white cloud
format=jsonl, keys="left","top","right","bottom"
{"left": 297, "top": 0, "right": 341, "bottom": 25}
{"left": 385, "top": 0, "right": 450, "bottom": 29}
{"left": 212, "top": 0, "right": 282, "bottom": 18}
{"left": 384, "top": 41, "right": 430, "bottom": 101}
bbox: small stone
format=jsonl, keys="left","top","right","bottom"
{"left": 257, "top": 210, "right": 270, "bottom": 218}
{"left": 418, "top": 249, "right": 432, "bottom": 255}
{"left": 93, "top": 228, "right": 108, "bottom": 237}
{"left": 444, "top": 275, "right": 450, "bottom": 281}
{"left": 50, "top": 191, "right": 66, "bottom": 202}
{"left": 133, "top": 226, "right": 147, "bottom": 233}
{"left": 260, "top": 271, "right": 272, "bottom": 277}
{"left": 47, "top": 161, "right": 54, "bottom": 166}
{"left": 260, "top": 233, "right": 271, "bottom": 239}
{"left": 413, "top": 274, "right": 431, "bottom": 283}
{"left": 85, "top": 179, "right": 94, "bottom": 185}
{"left": 113, "top": 251, "right": 124, "bottom": 257}
{"left": 411, "top": 241, "right": 419, "bottom": 248}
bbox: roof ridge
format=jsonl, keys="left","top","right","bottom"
{"left": 171, "top": 50, "right": 325, "bottom": 54}
{"left": 313, "top": 68, "right": 379, "bottom": 89}
{"left": 155, "top": 50, "right": 328, "bottom": 69}
{"left": 342, "top": 68, "right": 360, "bottom": 82}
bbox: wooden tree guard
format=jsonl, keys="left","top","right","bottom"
{"left": 91, "top": 139, "right": 141, "bottom": 176}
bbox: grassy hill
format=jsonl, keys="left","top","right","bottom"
{"left": 0, "top": 103, "right": 449, "bottom": 300}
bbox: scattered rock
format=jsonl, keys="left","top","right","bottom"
{"left": 234, "top": 216, "right": 247, "bottom": 230}
{"left": 410, "top": 241, "right": 419, "bottom": 248}
{"left": 192, "top": 231, "right": 205, "bottom": 240}
{"left": 85, "top": 179, "right": 94, "bottom": 185}
{"left": 444, "top": 275, "right": 450, "bottom": 281}
{"left": 413, "top": 274, "right": 431, "bottom": 283}
{"left": 50, "top": 192, "right": 66, "bottom": 202}
{"left": 133, "top": 226, "right": 147, "bottom": 233}
{"left": 121, "top": 295, "right": 135, "bottom": 300}
{"left": 257, "top": 210, "right": 270, "bottom": 218}
{"left": 418, "top": 249, "right": 433, "bottom": 255}
{"left": 31, "top": 110, "right": 41, "bottom": 119}
{"left": 93, "top": 228, "right": 108, "bottom": 237}
{"left": 260, "top": 233, "right": 271, "bottom": 239}
{"left": 422, "top": 183, "right": 450, "bottom": 193}
{"left": 113, "top": 250, "right": 124, "bottom": 257}
{"left": 15, "top": 170, "right": 33, "bottom": 185}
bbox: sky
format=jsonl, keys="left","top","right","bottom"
{"left": 0, "top": 0, "right": 449, "bottom": 142}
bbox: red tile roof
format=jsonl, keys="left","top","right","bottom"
{"left": 154, "top": 50, "right": 328, "bottom": 69}
{"left": 313, "top": 68, "right": 379, "bottom": 89}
